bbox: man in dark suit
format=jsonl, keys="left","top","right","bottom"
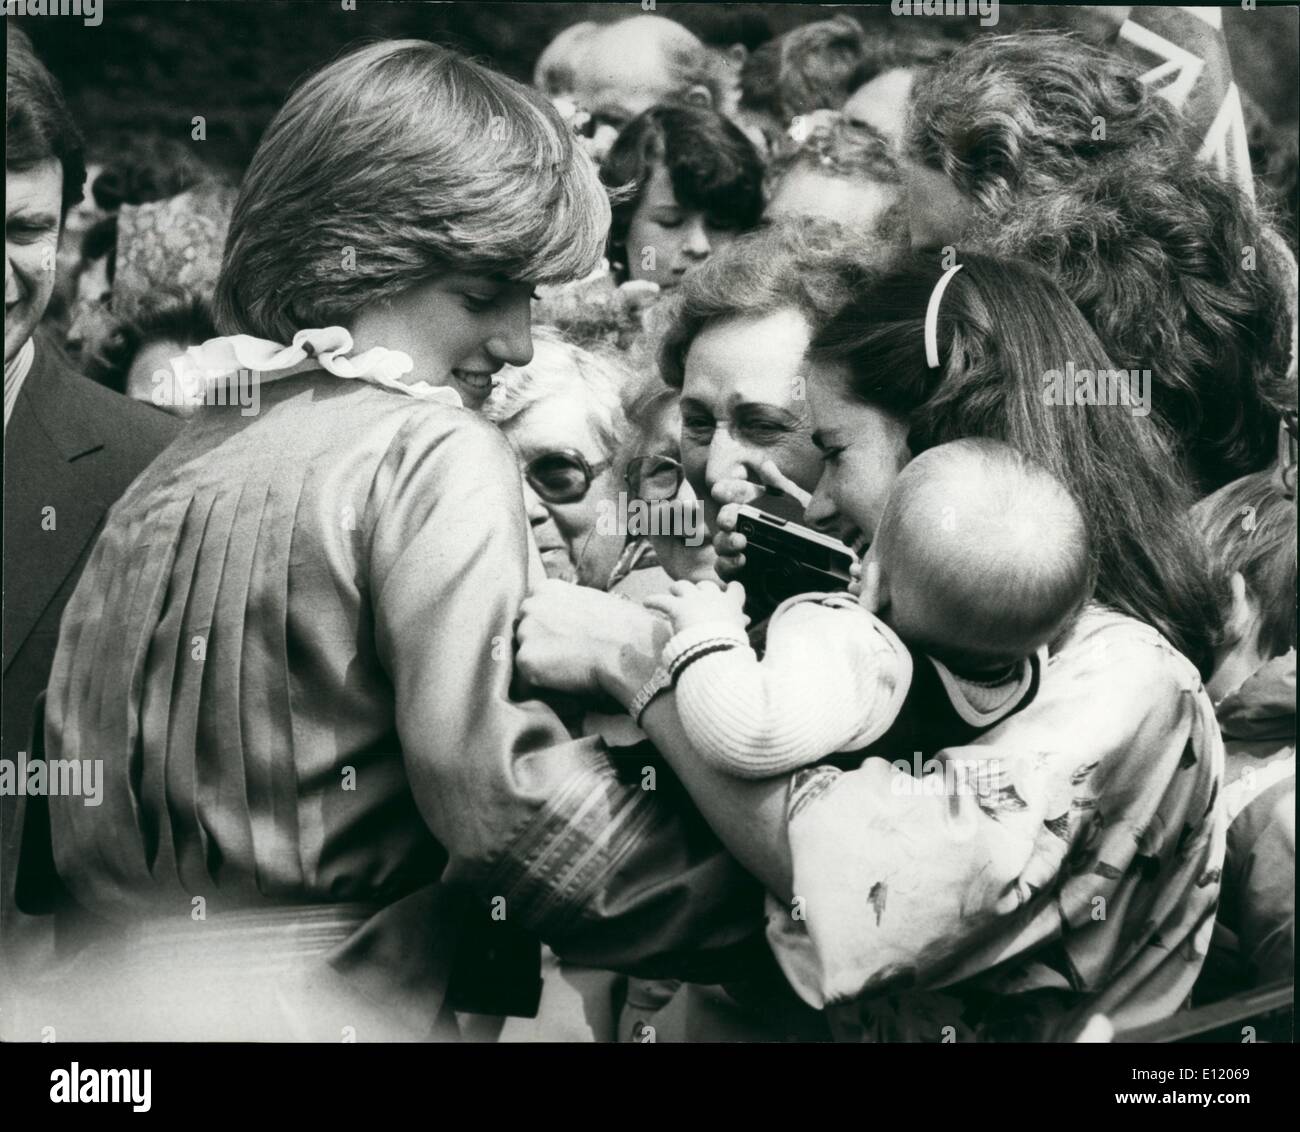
{"left": 2, "top": 30, "right": 181, "bottom": 971}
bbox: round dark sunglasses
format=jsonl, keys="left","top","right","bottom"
{"left": 524, "top": 449, "right": 611, "bottom": 505}
{"left": 625, "top": 454, "right": 685, "bottom": 502}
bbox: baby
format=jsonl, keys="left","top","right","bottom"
{"left": 643, "top": 438, "right": 1093, "bottom": 777}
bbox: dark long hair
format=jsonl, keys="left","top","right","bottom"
{"left": 601, "top": 105, "right": 764, "bottom": 282}
{"left": 813, "top": 252, "right": 1222, "bottom": 676}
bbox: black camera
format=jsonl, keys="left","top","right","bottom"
{"left": 733, "top": 504, "right": 856, "bottom": 621}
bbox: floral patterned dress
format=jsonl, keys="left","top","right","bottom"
{"left": 767, "top": 605, "right": 1226, "bottom": 1041}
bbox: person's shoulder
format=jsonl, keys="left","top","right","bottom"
{"left": 379, "top": 391, "right": 510, "bottom": 462}
{"left": 74, "top": 373, "right": 182, "bottom": 450}
{"left": 30, "top": 334, "right": 181, "bottom": 459}
{"left": 288, "top": 377, "right": 505, "bottom": 460}
{"left": 355, "top": 390, "right": 517, "bottom": 515}
{"left": 768, "top": 592, "right": 902, "bottom": 660}
{"left": 1052, "top": 603, "right": 1204, "bottom": 696}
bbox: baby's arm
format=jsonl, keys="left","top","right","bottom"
{"left": 649, "top": 591, "right": 900, "bottom": 779}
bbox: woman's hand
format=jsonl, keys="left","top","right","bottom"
{"left": 710, "top": 460, "right": 814, "bottom": 581}
{"left": 643, "top": 579, "right": 748, "bottom": 635}
{"left": 516, "top": 579, "right": 669, "bottom": 706}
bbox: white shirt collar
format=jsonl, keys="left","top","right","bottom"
{"left": 4, "top": 337, "right": 36, "bottom": 434}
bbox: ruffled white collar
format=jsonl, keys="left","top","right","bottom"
{"left": 168, "top": 326, "right": 464, "bottom": 410}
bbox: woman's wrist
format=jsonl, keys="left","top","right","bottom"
{"left": 597, "top": 605, "right": 670, "bottom": 708}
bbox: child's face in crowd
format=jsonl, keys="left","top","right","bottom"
{"left": 625, "top": 164, "right": 739, "bottom": 292}
{"left": 348, "top": 272, "right": 535, "bottom": 411}
{"left": 679, "top": 307, "right": 825, "bottom": 533}
{"left": 502, "top": 391, "right": 625, "bottom": 590}
{"left": 5, "top": 157, "right": 62, "bottom": 364}
{"left": 804, "top": 367, "right": 912, "bottom": 555}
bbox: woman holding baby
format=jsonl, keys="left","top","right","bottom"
{"left": 517, "top": 245, "right": 1226, "bottom": 1041}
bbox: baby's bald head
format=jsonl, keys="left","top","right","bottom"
{"left": 873, "top": 439, "right": 1092, "bottom": 667}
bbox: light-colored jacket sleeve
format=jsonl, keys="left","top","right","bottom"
{"left": 368, "top": 409, "right": 762, "bottom": 977}
{"left": 767, "top": 607, "right": 1226, "bottom": 1037}
{"left": 670, "top": 598, "right": 909, "bottom": 778}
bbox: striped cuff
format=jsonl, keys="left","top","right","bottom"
{"left": 662, "top": 621, "right": 751, "bottom": 682}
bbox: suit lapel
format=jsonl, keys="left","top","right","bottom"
{"left": 2, "top": 343, "right": 108, "bottom": 673}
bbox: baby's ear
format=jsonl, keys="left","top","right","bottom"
{"left": 682, "top": 83, "right": 713, "bottom": 109}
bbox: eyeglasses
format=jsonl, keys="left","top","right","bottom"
{"left": 625, "top": 454, "right": 685, "bottom": 502}
{"left": 523, "top": 449, "right": 610, "bottom": 505}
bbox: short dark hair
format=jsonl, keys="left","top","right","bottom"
{"left": 970, "top": 145, "right": 1295, "bottom": 496}
{"left": 913, "top": 30, "right": 1297, "bottom": 495}
{"left": 658, "top": 217, "right": 882, "bottom": 390}
{"left": 80, "top": 214, "right": 118, "bottom": 283}
{"left": 91, "top": 135, "right": 212, "bottom": 212}
{"left": 86, "top": 290, "right": 217, "bottom": 396}
{"left": 601, "top": 105, "right": 764, "bottom": 278}
{"left": 907, "top": 31, "right": 1180, "bottom": 216}
{"left": 5, "top": 26, "right": 86, "bottom": 216}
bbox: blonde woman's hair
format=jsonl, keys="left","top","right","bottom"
{"left": 217, "top": 40, "right": 610, "bottom": 341}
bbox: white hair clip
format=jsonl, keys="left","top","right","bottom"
{"left": 924, "top": 263, "right": 963, "bottom": 370}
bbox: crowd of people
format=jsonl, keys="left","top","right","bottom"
{"left": 2, "top": 10, "right": 1295, "bottom": 1043}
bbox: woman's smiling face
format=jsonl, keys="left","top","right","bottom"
{"left": 804, "top": 363, "right": 913, "bottom": 555}
{"left": 679, "top": 308, "right": 826, "bottom": 532}
{"left": 348, "top": 272, "right": 537, "bottom": 410}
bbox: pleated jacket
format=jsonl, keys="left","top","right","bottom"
{"left": 40, "top": 369, "right": 766, "bottom": 1037}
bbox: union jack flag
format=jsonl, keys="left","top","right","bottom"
{"left": 1111, "top": 6, "right": 1255, "bottom": 200}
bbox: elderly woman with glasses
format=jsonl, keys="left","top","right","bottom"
{"left": 483, "top": 328, "right": 645, "bottom": 592}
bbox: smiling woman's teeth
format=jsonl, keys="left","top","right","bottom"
{"left": 453, "top": 371, "right": 492, "bottom": 395}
